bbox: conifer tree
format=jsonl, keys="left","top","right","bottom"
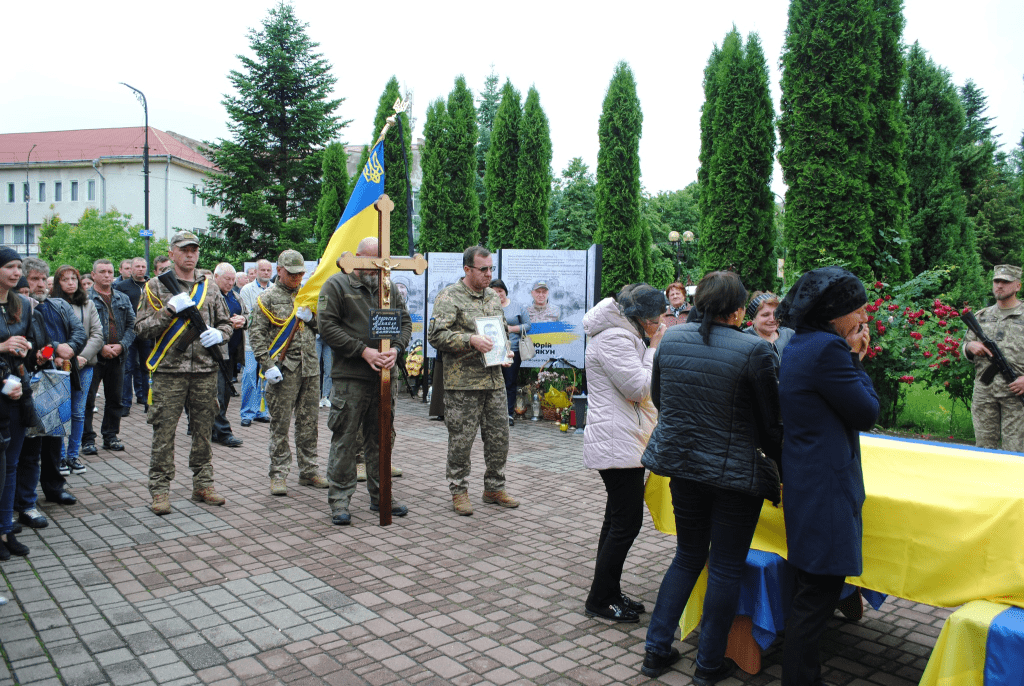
{"left": 778, "top": 0, "right": 878, "bottom": 277}
{"left": 368, "top": 77, "right": 413, "bottom": 255}
{"left": 513, "top": 87, "right": 552, "bottom": 248}
{"left": 595, "top": 61, "right": 645, "bottom": 296}
{"left": 313, "top": 142, "right": 350, "bottom": 256}
{"left": 484, "top": 81, "right": 522, "bottom": 250}
{"left": 444, "top": 76, "right": 481, "bottom": 250}
{"left": 476, "top": 69, "right": 501, "bottom": 244}
{"left": 417, "top": 99, "right": 450, "bottom": 253}
{"left": 549, "top": 158, "right": 597, "bottom": 250}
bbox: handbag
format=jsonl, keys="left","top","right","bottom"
{"left": 26, "top": 365, "right": 73, "bottom": 437}
{"left": 517, "top": 315, "right": 536, "bottom": 361}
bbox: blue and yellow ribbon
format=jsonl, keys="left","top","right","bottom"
{"left": 144, "top": 279, "right": 209, "bottom": 402}
{"left": 255, "top": 296, "right": 300, "bottom": 411}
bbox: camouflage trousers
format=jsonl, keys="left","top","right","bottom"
{"left": 148, "top": 372, "right": 218, "bottom": 495}
{"left": 264, "top": 368, "right": 320, "bottom": 480}
{"left": 326, "top": 378, "right": 396, "bottom": 513}
{"left": 971, "top": 384, "right": 1024, "bottom": 452}
{"left": 444, "top": 388, "right": 509, "bottom": 495}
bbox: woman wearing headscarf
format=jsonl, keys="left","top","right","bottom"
{"left": 744, "top": 291, "right": 795, "bottom": 368}
{"left": 582, "top": 284, "right": 666, "bottom": 623}
{"left": 775, "top": 266, "right": 879, "bottom": 685}
{"left": 640, "top": 271, "right": 783, "bottom": 682}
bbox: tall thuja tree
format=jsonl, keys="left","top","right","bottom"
{"left": 549, "top": 158, "right": 596, "bottom": 250}
{"left": 368, "top": 77, "right": 413, "bottom": 255}
{"left": 595, "top": 61, "right": 646, "bottom": 296}
{"left": 867, "top": 0, "right": 910, "bottom": 281}
{"left": 444, "top": 76, "right": 481, "bottom": 249}
{"left": 202, "top": 2, "right": 345, "bottom": 258}
{"left": 476, "top": 69, "right": 501, "bottom": 244}
{"left": 697, "top": 29, "right": 776, "bottom": 291}
{"left": 903, "top": 43, "right": 984, "bottom": 302}
{"left": 956, "top": 80, "right": 999, "bottom": 212}
{"left": 513, "top": 87, "right": 552, "bottom": 248}
{"left": 417, "top": 99, "right": 451, "bottom": 253}
{"left": 313, "top": 142, "right": 350, "bottom": 256}
{"left": 697, "top": 40, "right": 722, "bottom": 273}
{"left": 779, "top": 0, "right": 878, "bottom": 277}
{"left": 485, "top": 81, "right": 522, "bottom": 250}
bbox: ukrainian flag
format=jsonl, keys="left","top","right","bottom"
{"left": 920, "top": 600, "right": 1024, "bottom": 685}
{"left": 296, "top": 141, "right": 385, "bottom": 311}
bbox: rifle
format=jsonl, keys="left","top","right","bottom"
{"left": 960, "top": 310, "right": 1024, "bottom": 407}
{"left": 157, "top": 271, "right": 224, "bottom": 363}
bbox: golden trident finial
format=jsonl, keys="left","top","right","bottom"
{"left": 375, "top": 97, "right": 411, "bottom": 146}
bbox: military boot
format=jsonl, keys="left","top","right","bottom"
{"left": 192, "top": 487, "right": 226, "bottom": 506}
{"left": 452, "top": 493, "right": 473, "bottom": 516}
{"left": 270, "top": 478, "right": 287, "bottom": 496}
{"left": 356, "top": 464, "right": 367, "bottom": 482}
{"left": 151, "top": 494, "right": 171, "bottom": 516}
{"left": 299, "top": 474, "right": 328, "bottom": 488}
{"left": 482, "top": 490, "right": 519, "bottom": 508}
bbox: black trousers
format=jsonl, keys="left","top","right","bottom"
{"left": 83, "top": 357, "right": 124, "bottom": 445}
{"left": 782, "top": 565, "right": 846, "bottom": 686}
{"left": 212, "top": 363, "right": 234, "bottom": 442}
{"left": 586, "top": 467, "right": 646, "bottom": 608}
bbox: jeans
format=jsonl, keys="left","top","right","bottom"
{"left": 316, "top": 337, "right": 333, "bottom": 400}
{"left": 240, "top": 350, "right": 269, "bottom": 422}
{"left": 83, "top": 357, "right": 124, "bottom": 445}
{"left": 501, "top": 350, "right": 522, "bottom": 416}
{"left": 587, "top": 467, "right": 645, "bottom": 608}
{"left": 61, "top": 366, "right": 93, "bottom": 462}
{"left": 645, "top": 477, "right": 763, "bottom": 669}
{"left": 782, "top": 566, "right": 846, "bottom": 685}
{"left": 212, "top": 363, "right": 235, "bottom": 442}
{"left": 0, "top": 407, "right": 26, "bottom": 535}
{"left": 121, "top": 338, "right": 152, "bottom": 408}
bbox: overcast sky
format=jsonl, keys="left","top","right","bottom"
{"left": 5, "top": 0, "right": 1022, "bottom": 198}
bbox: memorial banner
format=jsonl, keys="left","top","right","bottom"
{"left": 391, "top": 271, "right": 427, "bottom": 350}
{"left": 424, "top": 253, "right": 467, "bottom": 358}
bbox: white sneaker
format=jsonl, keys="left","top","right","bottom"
{"left": 319, "top": 397, "right": 330, "bottom": 407}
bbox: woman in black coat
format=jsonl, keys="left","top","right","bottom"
{"left": 640, "top": 271, "right": 783, "bottom": 683}
{"left": 775, "top": 267, "right": 879, "bottom": 685}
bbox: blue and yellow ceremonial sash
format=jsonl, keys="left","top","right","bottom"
{"left": 255, "top": 297, "right": 300, "bottom": 411}
{"left": 143, "top": 278, "right": 210, "bottom": 402}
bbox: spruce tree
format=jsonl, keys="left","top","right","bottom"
{"left": 417, "top": 99, "right": 450, "bottom": 253}
{"left": 201, "top": 2, "right": 345, "bottom": 258}
{"left": 549, "top": 158, "right": 596, "bottom": 250}
{"left": 697, "top": 29, "right": 776, "bottom": 291}
{"left": 313, "top": 142, "right": 350, "bottom": 256}
{"left": 484, "top": 81, "right": 522, "bottom": 250}
{"left": 368, "top": 77, "right": 413, "bottom": 255}
{"left": 513, "top": 87, "right": 552, "bottom": 248}
{"left": 595, "top": 61, "right": 645, "bottom": 296}
{"left": 778, "top": 0, "right": 878, "bottom": 277}
{"left": 867, "top": 0, "right": 911, "bottom": 281}
{"left": 476, "top": 69, "right": 501, "bottom": 244}
{"left": 956, "top": 80, "right": 1000, "bottom": 209}
{"left": 444, "top": 76, "right": 481, "bottom": 250}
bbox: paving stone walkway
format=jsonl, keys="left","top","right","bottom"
{"left": 0, "top": 393, "right": 947, "bottom": 685}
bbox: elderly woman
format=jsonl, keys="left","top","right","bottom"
{"left": 583, "top": 284, "right": 666, "bottom": 623}
{"left": 640, "top": 271, "right": 783, "bottom": 682}
{"left": 775, "top": 267, "right": 879, "bottom": 685}
{"left": 744, "top": 291, "right": 795, "bottom": 367}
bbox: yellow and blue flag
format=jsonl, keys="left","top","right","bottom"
{"left": 296, "top": 141, "right": 385, "bottom": 311}
{"left": 920, "top": 600, "right": 1024, "bottom": 686}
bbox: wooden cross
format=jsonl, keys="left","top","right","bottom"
{"left": 336, "top": 194, "right": 428, "bottom": 526}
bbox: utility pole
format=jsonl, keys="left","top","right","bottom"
{"left": 121, "top": 83, "right": 151, "bottom": 271}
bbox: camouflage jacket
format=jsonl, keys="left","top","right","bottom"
{"left": 962, "top": 300, "right": 1024, "bottom": 397}
{"left": 248, "top": 282, "right": 318, "bottom": 377}
{"left": 526, "top": 301, "right": 562, "bottom": 323}
{"left": 428, "top": 279, "right": 506, "bottom": 391}
{"left": 134, "top": 273, "right": 233, "bottom": 374}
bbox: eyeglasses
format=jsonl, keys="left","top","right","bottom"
{"left": 469, "top": 265, "right": 495, "bottom": 274}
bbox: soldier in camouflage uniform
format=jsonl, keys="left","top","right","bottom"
{"left": 427, "top": 246, "right": 518, "bottom": 515}
{"left": 134, "top": 231, "right": 234, "bottom": 515}
{"left": 318, "top": 237, "right": 412, "bottom": 525}
{"left": 526, "top": 280, "right": 561, "bottom": 323}
{"left": 962, "top": 264, "right": 1024, "bottom": 452}
{"left": 248, "top": 250, "right": 328, "bottom": 496}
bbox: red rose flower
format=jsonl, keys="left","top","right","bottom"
{"left": 910, "top": 332, "right": 923, "bottom": 340}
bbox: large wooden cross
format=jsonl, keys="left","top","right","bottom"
{"left": 336, "top": 194, "right": 428, "bottom": 525}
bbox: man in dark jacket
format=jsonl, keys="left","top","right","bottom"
{"left": 114, "top": 257, "right": 151, "bottom": 416}
{"left": 82, "top": 259, "right": 135, "bottom": 455}
{"left": 16, "top": 258, "right": 86, "bottom": 530}
{"left": 210, "top": 263, "right": 245, "bottom": 448}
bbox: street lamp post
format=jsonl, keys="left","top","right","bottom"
{"left": 25, "top": 144, "right": 36, "bottom": 256}
{"left": 121, "top": 82, "right": 150, "bottom": 271}
{"left": 668, "top": 231, "right": 682, "bottom": 282}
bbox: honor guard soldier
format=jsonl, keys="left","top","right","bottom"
{"left": 135, "top": 231, "right": 234, "bottom": 515}
{"left": 248, "top": 250, "right": 328, "bottom": 496}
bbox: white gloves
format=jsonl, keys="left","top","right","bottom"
{"left": 264, "top": 366, "right": 284, "bottom": 384}
{"left": 167, "top": 293, "right": 194, "bottom": 313}
{"left": 296, "top": 306, "right": 313, "bottom": 322}
{"left": 199, "top": 328, "right": 224, "bottom": 348}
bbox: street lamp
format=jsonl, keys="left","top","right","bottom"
{"left": 25, "top": 144, "right": 36, "bottom": 256}
{"left": 668, "top": 231, "right": 682, "bottom": 282}
{"left": 120, "top": 82, "right": 150, "bottom": 271}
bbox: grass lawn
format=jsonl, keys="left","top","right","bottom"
{"left": 893, "top": 382, "right": 974, "bottom": 442}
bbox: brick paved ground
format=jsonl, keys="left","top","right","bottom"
{"left": 0, "top": 392, "right": 947, "bottom": 685}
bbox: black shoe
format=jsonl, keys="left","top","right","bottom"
{"left": 254, "top": 416, "right": 271, "bottom": 423}
{"left": 10, "top": 524, "right": 21, "bottom": 534}
{"left": 584, "top": 603, "right": 639, "bottom": 623}
{"left": 81, "top": 443, "right": 98, "bottom": 456}
{"left": 215, "top": 436, "right": 243, "bottom": 448}
{"left": 0, "top": 543, "right": 9, "bottom": 561}
{"left": 369, "top": 502, "right": 409, "bottom": 517}
{"left": 3, "top": 534, "right": 29, "bottom": 557}
{"left": 241, "top": 420, "right": 252, "bottom": 427}
{"left": 45, "top": 490, "right": 77, "bottom": 505}
{"left": 619, "top": 593, "right": 646, "bottom": 614}
{"left": 136, "top": 398, "right": 147, "bottom": 406}
{"left": 18, "top": 509, "right": 48, "bottom": 529}
{"left": 103, "top": 439, "right": 125, "bottom": 451}
{"left": 69, "top": 457, "right": 87, "bottom": 475}
{"left": 331, "top": 512, "right": 351, "bottom": 526}
{"left": 120, "top": 407, "right": 131, "bottom": 417}
{"left": 693, "top": 658, "right": 738, "bottom": 686}
{"left": 640, "top": 648, "right": 681, "bottom": 678}
{"left": 508, "top": 415, "right": 515, "bottom": 427}
{"left": 186, "top": 428, "right": 192, "bottom": 436}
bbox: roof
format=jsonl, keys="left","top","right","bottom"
{"left": 0, "top": 127, "right": 216, "bottom": 169}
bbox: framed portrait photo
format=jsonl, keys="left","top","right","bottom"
{"left": 475, "top": 316, "right": 510, "bottom": 367}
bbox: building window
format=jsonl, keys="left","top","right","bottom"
{"left": 87, "top": 179, "right": 96, "bottom": 202}
{"left": 12, "top": 225, "right": 35, "bottom": 245}
{"left": 54, "top": 182, "right": 62, "bottom": 202}
{"left": 38, "top": 183, "right": 46, "bottom": 203}
{"left": 191, "top": 186, "right": 198, "bottom": 205}
{"left": 71, "top": 181, "right": 78, "bottom": 202}
{"left": 22, "top": 182, "right": 29, "bottom": 202}
{"left": 6, "top": 183, "right": 13, "bottom": 203}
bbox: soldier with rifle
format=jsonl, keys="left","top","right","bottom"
{"left": 135, "top": 231, "right": 234, "bottom": 515}
{"left": 961, "top": 264, "right": 1024, "bottom": 452}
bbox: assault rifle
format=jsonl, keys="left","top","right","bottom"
{"left": 960, "top": 310, "right": 1024, "bottom": 407}
{"left": 157, "top": 271, "right": 224, "bottom": 363}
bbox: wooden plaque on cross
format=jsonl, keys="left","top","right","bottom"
{"left": 336, "top": 194, "right": 428, "bottom": 526}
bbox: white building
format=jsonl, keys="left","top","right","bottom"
{"left": 0, "top": 127, "right": 222, "bottom": 256}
